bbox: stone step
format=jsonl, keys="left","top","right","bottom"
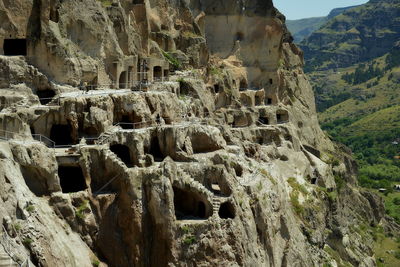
{"left": 0, "top": 251, "right": 18, "bottom": 267}
{"left": 212, "top": 197, "right": 221, "bottom": 212}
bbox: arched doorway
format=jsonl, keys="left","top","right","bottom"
{"left": 50, "top": 124, "right": 73, "bottom": 146}
{"left": 58, "top": 166, "right": 87, "bottom": 193}
{"left": 110, "top": 144, "right": 132, "bottom": 167}
{"left": 37, "top": 89, "right": 55, "bottom": 105}
{"left": 239, "top": 80, "right": 247, "bottom": 90}
{"left": 153, "top": 66, "right": 162, "bottom": 80}
{"left": 3, "top": 39, "right": 27, "bottom": 56}
{"left": 218, "top": 202, "right": 235, "bottom": 219}
{"left": 173, "top": 186, "right": 211, "bottom": 220}
{"left": 119, "top": 71, "right": 127, "bottom": 89}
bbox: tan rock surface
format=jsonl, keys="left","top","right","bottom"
{"left": 0, "top": 0, "right": 397, "bottom": 266}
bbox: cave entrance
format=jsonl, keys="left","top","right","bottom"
{"left": 218, "top": 202, "right": 235, "bottom": 219}
{"left": 128, "top": 66, "right": 133, "bottom": 88}
{"left": 277, "top": 111, "right": 289, "bottom": 124}
{"left": 37, "top": 89, "right": 55, "bottom": 105}
{"left": 50, "top": 124, "right": 73, "bottom": 146}
{"left": 173, "top": 186, "right": 210, "bottom": 220}
{"left": 214, "top": 84, "right": 220, "bottom": 94}
{"left": 153, "top": 66, "right": 162, "bottom": 80}
{"left": 255, "top": 95, "right": 263, "bottom": 106}
{"left": 269, "top": 78, "right": 273, "bottom": 85}
{"left": 163, "top": 70, "right": 169, "bottom": 80}
{"left": 110, "top": 144, "right": 132, "bottom": 167}
{"left": 259, "top": 117, "right": 269, "bottom": 125}
{"left": 239, "top": 80, "right": 247, "bottom": 90}
{"left": 91, "top": 173, "right": 118, "bottom": 194}
{"left": 120, "top": 115, "right": 134, "bottom": 129}
{"left": 266, "top": 98, "right": 273, "bottom": 105}
{"left": 233, "top": 164, "right": 243, "bottom": 177}
{"left": 149, "top": 136, "right": 164, "bottom": 162}
{"left": 58, "top": 166, "right": 86, "bottom": 193}
{"left": 163, "top": 116, "right": 172, "bottom": 125}
{"left": 236, "top": 32, "right": 244, "bottom": 41}
{"left": 3, "top": 39, "right": 27, "bottom": 56}
{"left": 119, "top": 71, "right": 127, "bottom": 89}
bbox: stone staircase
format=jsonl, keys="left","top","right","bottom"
{"left": 97, "top": 127, "right": 118, "bottom": 145}
{"left": 0, "top": 249, "right": 17, "bottom": 267}
{"left": 15, "top": 97, "right": 29, "bottom": 108}
{"left": 97, "top": 132, "right": 113, "bottom": 145}
{"left": 178, "top": 168, "right": 210, "bottom": 194}
{"left": 0, "top": 234, "right": 18, "bottom": 267}
{"left": 91, "top": 148, "right": 129, "bottom": 195}
{"left": 104, "top": 148, "right": 129, "bottom": 173}
{"left": 178, "top": 168, "right": 225, "bottom": 217}
{"left": 212, "top": 196, "right": 221, "bottom": 217}
{"left": 97, "top": 63, "right": 113, "bottom": 87}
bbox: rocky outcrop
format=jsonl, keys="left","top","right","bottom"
{"left": 0, "top": 0, "right": 398, "bottom": 266}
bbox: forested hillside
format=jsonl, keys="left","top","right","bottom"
{"left": 300, "top": 0, "right": 400, "bottom": 224}
{"left": 301, "top": 0, "right": 400, "bottom": 72}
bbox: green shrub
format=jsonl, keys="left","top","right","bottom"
{"left": 181, "top": 225, "right": 196, "bottom": 245}
{"left": 97, "top": 0, "right": 112, "bottom": 7}
{"left": 287, "top": 177, "right": 308, "bottom": 195}
{"left": 290, "top": 191, "right": 304, "bottom": 216}
{"left": 23, "top": 238, "right": 33, "bottom": 246}
{"left": 13, "top": 223, "right": 21, "bottom": 231}
{"left": 210, "top": 67, "right": 222, "bottom": 76}
{"left": 393, "top": 197, "right": 400, "bottom": 205}
{"left": 26, "top": 205, "right": 35, "bottom": 213}
{"left": 76, "top": 200, "right": 89, "bottom": 220}
{"left": 182, "top": 31, "right": 201, "bottom": 38}
{"left": 183, "top": 235, "right": 196, "bottom": 245}
{"left": 162, "top": 51, "right": 182, "bottom": 70}
{"left": 334, "top": 175, "right": 345, "bottom": 192}
{"left": 327, "top": 191, "right": 338, "bottom": 202}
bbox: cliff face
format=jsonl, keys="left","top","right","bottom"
{"left": 0, "top": 0, "right": 397, "bottom": 267}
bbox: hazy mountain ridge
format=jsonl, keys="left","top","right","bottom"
{"left": 300, "top": 0, "right": 400, "bottom": 72}
{"left": 286, "top": 5, "right": 361, "bottom": 43}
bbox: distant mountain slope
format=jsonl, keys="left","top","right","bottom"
{"left": 317, "top": 46, "right": 400, "bottom": 205}
{"left": 287, "top": 5, "right": 361, "bottom": 43}
{"left": 301, "top": 0, "right": 400, "bottom": 72}
{"left": 286, "top": 17, "right": 326, "bottom": 43}
{"left": 303, "top": 1, "right": 400, "bottom": 218}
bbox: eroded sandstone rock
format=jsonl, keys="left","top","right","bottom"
{"left": 0, "top": 0, "right": 397, "bottom": 266}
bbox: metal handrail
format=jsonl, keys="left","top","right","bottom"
{"left": 93, "top": 173, "right": 121, "bottom": 195}
{"left": 32, "top": 134, "right": 56, "bottom": 148}
{"left": 239, "top": 87, "right": 263, "bottom": 91}
{"left": 0, "top": 129, "right": 19, "bottom": 140}
{"left": 37, "top": 96, "right": 60, "bottom": 106}
{"left": 0, "top": 130, "right": 58, "bottom": 150}
{"left": 257, "top": 119, "right": 269, "bottom": 126}
{"left": 1, "top": 80, "right": 177, "bottom": 114}
{"left": 277, "top": 120, "right": 289, "bottom": 124}
{"left": 114, "top": 120, "right": 157, "bottom": 129}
